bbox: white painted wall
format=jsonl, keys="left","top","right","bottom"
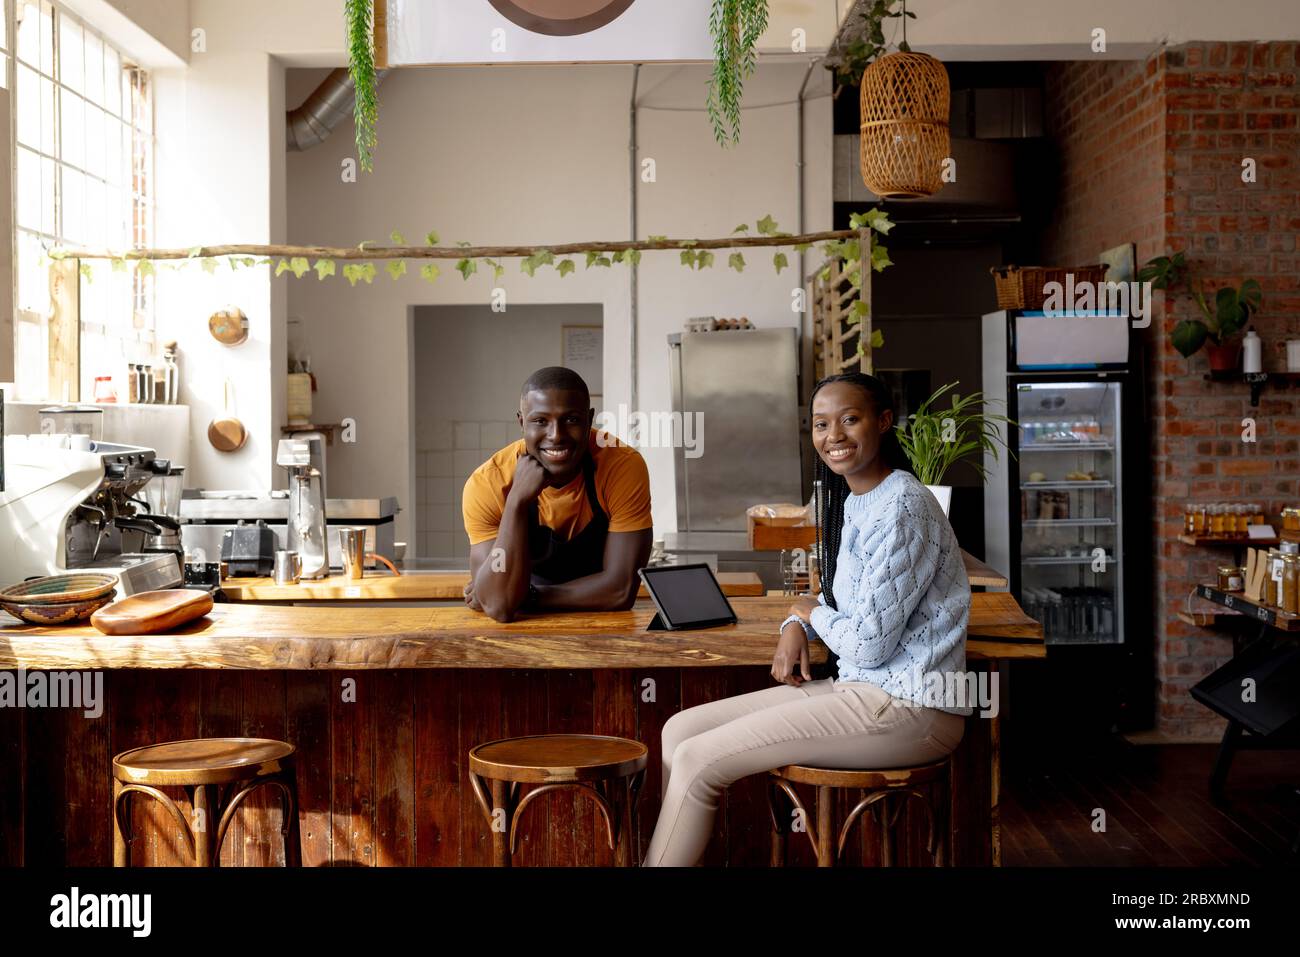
{"left": 58, "top": 0, "right": 190, "bottom": 66}
{"left": 150, "top": 49, "right": 286, "bottom": 491}
{"left": 285, "top": 61, "right": 833, "bottom": 547}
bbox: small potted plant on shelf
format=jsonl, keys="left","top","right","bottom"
{"left": 894, "top": 382, "right": 1015, "bottom": 517}
{"left": 1138, "top": 250, "right": 1263, "bottom": 370}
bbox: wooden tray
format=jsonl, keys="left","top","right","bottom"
{"left": 91, "top": 589, "right": 214, "bottom": 635}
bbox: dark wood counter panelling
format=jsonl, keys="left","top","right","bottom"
{"left": 2, "top": 665, "right": 1002, "bottom": 867}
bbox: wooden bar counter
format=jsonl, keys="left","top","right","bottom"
{"left": 219, "top": 570, "right": 766, "bottom": 603}
{"left": 0, "top": 595, "right": 1042, "bottom": 868}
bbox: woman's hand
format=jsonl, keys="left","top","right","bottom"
{"left": 463, "top": 580, "right": 483, "bottom": 612}
{"left": 771, "top": 621, "right": 811, "bottom": 686}
{"left": 789, "top": 596, "right": 819, "bottom": 623}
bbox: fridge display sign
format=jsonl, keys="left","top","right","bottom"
{"left": 1014, "top": 314, "right": 1129, "bottom": 369}
{"left": 379, "top": 0, "right": 714, "bottom": 66}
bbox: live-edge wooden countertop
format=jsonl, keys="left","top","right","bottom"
{"left": 0, "top": 594, "right": 1042, "bottom": 671}
{"left": 219, "top": 570, "right": 765, "bottom": 602}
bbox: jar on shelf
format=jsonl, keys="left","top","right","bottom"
{"left": 1217, "top": 565, "right": 1244, "bottom": 592}
{"left": 1282, "top": 507, "right": 1300, "bottom": 532}
{"left": 1268, "top": 548, "right": 1286, "bottom": 607}
{"left": 1191, "top": 503, "right": 1208, "bottom": 536}
{"left": 1233, "top": 504, "right": 1250, "bottom": 537}
{"left": 1283, "top": 554, "right": 1300, "bottom": 615}
{"left": 1209, "top": 503, "right": 1226, "bottom": 536}
{"left": 1252, "top": 503, "right": 1265, "bottom": 525}
{"left": 1184, "top": 503, "right": 1197, "bottom": 535}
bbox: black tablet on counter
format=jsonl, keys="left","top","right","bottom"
{"left": 638, "top": 563, "right": 738, "bottom": 631}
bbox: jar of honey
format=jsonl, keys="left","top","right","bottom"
{"left": 1192, "top": 503, "right": 1208, "bottom": 535}
{"left": 1232, "top": 504, "right": 1247, "bottom": 536}
{"left": 1217, "top": 565, "right": 1244, "bottom": 592}
{"left": 1209, "top": 503, "right": 1226, "bottom": 536}
{"left": 1283, "top": 554, "right": 1300, "bottom": 615}
{"left": 1283, "top": 507, "right": 1300, "bottom": 532}
{"left": 1268, "top": 548, "right": 1285, "bottom": 606}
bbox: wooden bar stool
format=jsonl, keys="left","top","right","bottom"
{"left": 468, "top": 734, "right": 647, "bottom": 866}
{"left": 112, "top": 737, "right": 301, "bottom": 867}
{"left": 767, "top": 757, "right": 950, "bottom": 867}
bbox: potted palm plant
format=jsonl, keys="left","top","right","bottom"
{"left": 1138, "top": 250, "right": 1263, "bottom": 370}
{"left": 894, "top": 382, "right": 1015, "bottom": 516}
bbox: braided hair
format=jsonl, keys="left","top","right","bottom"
{"left": 811, "top": 372, "right": 909, "bottom": 613}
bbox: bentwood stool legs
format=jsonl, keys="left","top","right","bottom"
{"left": 468, "top": 734, "right": 649, "bottom": 866}
{"left": 112, "top": 737, "right": 302, "bottom": 867}
{"left": 767, "top": 758, "right": 951, "bottom": 867}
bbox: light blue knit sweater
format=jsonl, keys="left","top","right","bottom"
{"left": 782, "top": 469, "right": 972, "bottom": 716}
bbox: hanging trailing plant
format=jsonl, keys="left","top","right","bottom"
{"left": 707, "top": 0, "right": 770, "bottom": 146}
{"left": 830, "top": 0, "right": 915, "bottom": 87}
{"left": 346, "top": 0, "right": 379, "bottom": 172}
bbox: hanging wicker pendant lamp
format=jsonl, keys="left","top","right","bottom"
{"left": 859, "top": 49, "right": 951, "bottom": 199}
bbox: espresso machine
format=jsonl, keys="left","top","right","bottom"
{"left": 0, "top": 435, "right": 183, "bottom": 594}
{"left": 276, "top": 435, "right": 329, "bottom": 579}
{"left": 139, "top": 460, "right": 185, "bottom": 563}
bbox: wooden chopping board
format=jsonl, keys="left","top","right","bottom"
{"left": 91, "top": 589, "right": 214, "bottom": 635}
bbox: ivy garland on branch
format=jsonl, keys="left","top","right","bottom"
{"left": 54, "top": 211, "right": 896, "bottom": 296}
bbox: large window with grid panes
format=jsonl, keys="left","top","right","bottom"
{"left": 7, "top": 0, "right": 154, "bottom": 402}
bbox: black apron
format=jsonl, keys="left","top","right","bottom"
{"left": 527, "top": 455, "right": 609, "bottom": 585}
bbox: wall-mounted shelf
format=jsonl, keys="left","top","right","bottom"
{"left": 1177, "top": 533, "right": 1279, "bottom": 547}
{"left": 1204, "top": 370, "right": 1300, "bottom": 406}
{"left": 1177, "top": 609, "right": 1245, "bottom": 627}
{"left": 1195, "top": 584, "right": 1300, "bottom": 632}
{"left": 281, "top": 423, "right": 341, "bottom": 446}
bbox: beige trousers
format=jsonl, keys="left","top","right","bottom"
{"left": 642, "top": 678, "right": 966, "bottom": 867}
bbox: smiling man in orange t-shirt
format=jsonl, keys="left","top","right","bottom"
{"left": 462, "top": 367, "right": 652, "bottom": 622}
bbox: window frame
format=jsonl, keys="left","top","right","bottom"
{"left": 8, "top": 0, "right": 156, "bottom": 401}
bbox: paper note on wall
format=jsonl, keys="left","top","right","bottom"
{"left": 562, "top": 325, "right": 603, "bottom": 397}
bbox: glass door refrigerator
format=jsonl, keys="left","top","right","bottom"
{"left": 982, "top": 309, "right": 1152, "bottom": 734}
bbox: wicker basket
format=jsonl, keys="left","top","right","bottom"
{"left": 990, "top": 264, "right": 1109, "bottom": 311}
{"left": 859, "top": 51, "right": 951, "bottom": 200}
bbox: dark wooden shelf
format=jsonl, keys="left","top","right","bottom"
{"left": 1195, "top": 584, "right": 1300, "bottom": 632}
{"left": 1177, "top": 609, "right": 1245, "bottom": 627}
{"left": 280, "top": 423, "right": 341, "bottom": 446}
{"left": 1177, "top": 533, "right": 1279, "bottom": 547}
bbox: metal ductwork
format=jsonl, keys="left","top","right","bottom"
{"left": 287, "top": 67, "right": 392, "bottom": 152}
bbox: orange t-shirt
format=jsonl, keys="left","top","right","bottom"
{"left": 462, "top": 430, "right": 652, "bottom": 546}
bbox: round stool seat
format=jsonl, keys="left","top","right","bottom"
{"left": 772, "top": 758, "right": 948, "bottom": 790}
{"left": 113, "top": 737, "right": 295, "bottom": 786}
{"left": 469, "top": 734, "right": 647, "bottom": 784}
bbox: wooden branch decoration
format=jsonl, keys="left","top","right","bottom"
{"left": 52, "top": 230, "right": 859, "bottom": 263}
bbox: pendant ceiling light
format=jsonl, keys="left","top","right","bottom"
{"left": 858, "top": 9, "right": 950, "bottom": 200}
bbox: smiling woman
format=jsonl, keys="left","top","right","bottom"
{"left": 641, "top": 370, "right": 972, "bottom": 867}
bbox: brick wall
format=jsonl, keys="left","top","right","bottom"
{"left": 1044, "top": 42, "right": 1300, "bottom": 741}
{"left": 1043, "top": 56, "right": 1167, "bottom": 268}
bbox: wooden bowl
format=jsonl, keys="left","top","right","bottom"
{"left": 1, "top": 590, "right": 117, "bottom": 625}
{"left": 91, "top": 589, "right": 214, "bottom": 635}
{"left": 0, "top": 573, "right": 120, "bottom": 604}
